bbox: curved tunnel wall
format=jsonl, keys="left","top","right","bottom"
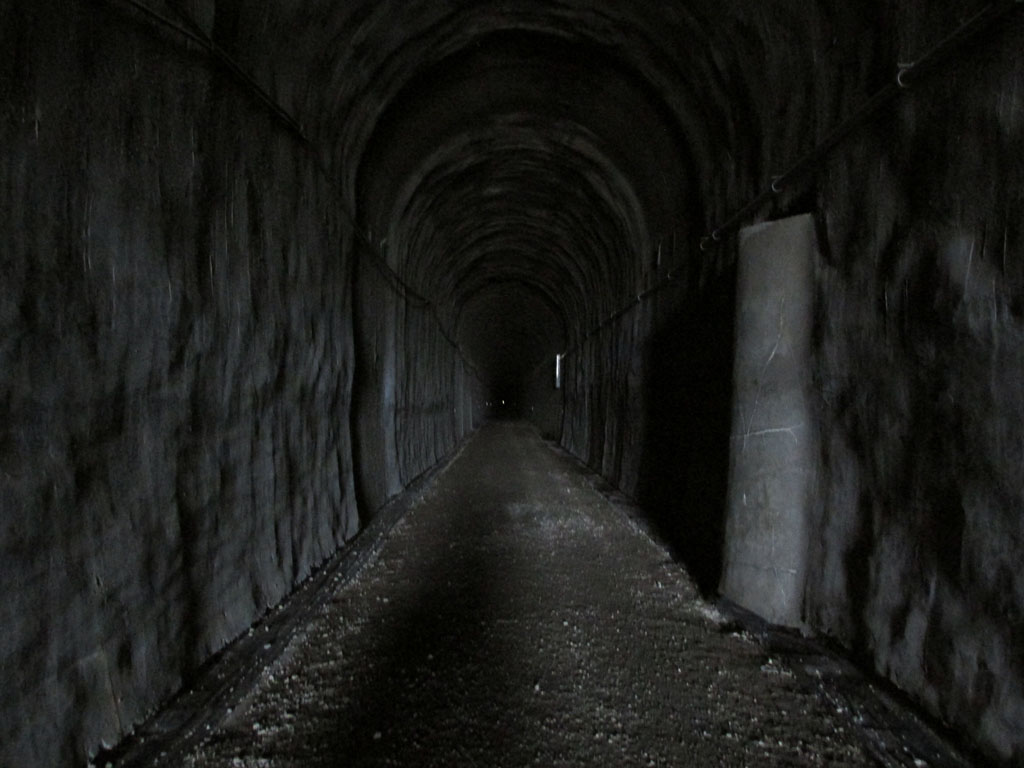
{"left": 2, "top": 1, "right": 1024, "bottom": 765}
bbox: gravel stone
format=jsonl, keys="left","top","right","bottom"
{"left": 184, "top": 423, "right": 874, "bottom": 767}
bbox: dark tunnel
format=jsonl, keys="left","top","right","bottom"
{"left": 2, "top": 0, "right": 1024, "bottom": 765}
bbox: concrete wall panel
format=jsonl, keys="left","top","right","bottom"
{"left": 720, "top": 215, "right": 818, "bottom": 628}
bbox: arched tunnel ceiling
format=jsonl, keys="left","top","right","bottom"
{"left": 387, "top": 122, "right": 650, "bottom": 333}
{"left": 349, "top": 24, "right": 704, "bottom": 354}
{"left": 307, "top": 3, "right": 742, "bottom": 365}
{"left": 226, "top": 0, "right": 883, "bottom": 383}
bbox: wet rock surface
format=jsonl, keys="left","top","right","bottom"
{"left": 177, "top": 423, "right": 880, "bottom": 767}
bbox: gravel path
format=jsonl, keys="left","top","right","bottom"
{"left": 183, "top": 422, "right": 873, "bottom": 767}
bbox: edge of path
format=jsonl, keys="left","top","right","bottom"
{"left": 93, "top": 433, "right": 476, "bottom": 768}
{"left": 97, "top": 425, "right": 990, "bottom": 768}
{"left": 545, "top": 438, "right": 990, "bottom": 768}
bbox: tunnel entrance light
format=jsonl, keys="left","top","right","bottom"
{"left": 554, "top": 353, "right": 564, "bottom": 389}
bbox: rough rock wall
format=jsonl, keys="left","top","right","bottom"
{"left": 351, "top": 250, "right": 404, "bottom": 516}
{"left": 560, "top": 260, "right": 736, "bottom": 597}
{"left": 805, "top": 15, "right": 1024, "bottom": 764}
{"left": 0, "top": 4, "right": 469, "bottom": 765}
{"left": 0, "top": 6, "right": 356, "bottom": 763}
{"left": 561, "top": 6, "right": 1024, "bottom": 764}
{"left": 561, "top": 303, "right": 651, "bottom": 497}
{"left": 351, "top": 246, "right": 475, "bottom": 515}
{"left": 394, "top": 297, "right": 474, "bottom": 486}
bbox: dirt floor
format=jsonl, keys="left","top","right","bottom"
{"left": 172, "top": 422, "right": 893, "bottom": 767}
